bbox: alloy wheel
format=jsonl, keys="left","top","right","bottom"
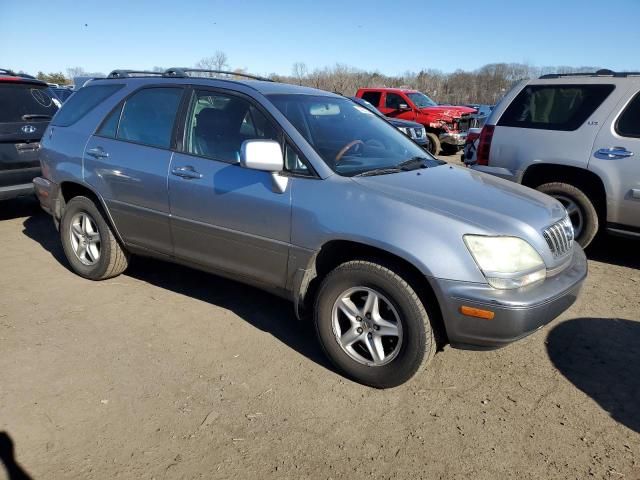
{"left": 69, "top": 212, "right": 101, "bottom": 265}
{"left": 331, "top": 287, "right": 403, "bottom": 366}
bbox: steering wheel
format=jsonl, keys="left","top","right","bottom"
{"left": 335, "top": 140, "right": 364, "bottom": 163}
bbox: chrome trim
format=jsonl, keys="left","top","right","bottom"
{"left": 543, "top": 217, "right": 574, "bottom": 258}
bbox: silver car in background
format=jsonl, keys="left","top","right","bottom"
{"left": 34, "top": 68, "right": 587, "bottom": 388}
{"left": 472, "top": 70, "right": 640, "bottom": 247}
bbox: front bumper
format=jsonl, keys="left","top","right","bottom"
{"left": 429, "top": 245, "right": 587, "bottom": 349}
{"left": 439, "top": 131, "right": 467, "bottom": 147}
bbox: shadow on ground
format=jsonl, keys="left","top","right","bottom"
{"left": 547, "top": 317, "right": 640, "bottom": 434}
{"left": 0, "top": 196, "right": 40, "bottom": 221}
{"left": 0, "top": 432, "right": 33, "bottom": 480}
{"left": 21, "top": 212, "right": 333, "bottom": 374}
{"left": 587, "top": 234, "right": 639, "bottom": 270}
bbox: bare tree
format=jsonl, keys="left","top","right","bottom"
{"left": 292, "top": 62, "right": 308, "bottom": 85}
{"left": 195, "top": 51, "right": 229, "bottom": 73}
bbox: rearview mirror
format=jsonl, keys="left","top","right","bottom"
{"left": 240, "top": 139, "right": 283, "bottom": 172}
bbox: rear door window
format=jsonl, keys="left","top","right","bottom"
{"left": 0, "top": 84, "right": 58, "bottom": 122}
{"left": 498, "top": 84, "right": 615, "bottom": 131}
{"left": 51, "top": 84, "right": 123, "bottom": 126}
{"left": 361, "top": 91, "right": 381, "bottom": 107}
{"left": 616, "top": 92, "right": 640, "bottom": 138}
{"left": 117, "top": 87, "right": 183, "bottom": 149}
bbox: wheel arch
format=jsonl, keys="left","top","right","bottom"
{"left": 521, "top": 163, "right": 607, "bottom": 219}
{"left": 296, "top": 239, "right": 448, "bottom": 347}
{"left": 58, "top": 181, "right": 125, "bottom": 244}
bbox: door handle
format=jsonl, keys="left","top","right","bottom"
{"left": 171, "top": 165, "right": 203, "bottom": 179}
{"left": 87, "top": 147, "right": 109, "bottom": 159}
{"left": 595, "top": 147, "right": 634, "bottom": 159}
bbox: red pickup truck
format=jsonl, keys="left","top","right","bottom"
{"left": 355, "top": 87, "right": 476, "bottom": 155}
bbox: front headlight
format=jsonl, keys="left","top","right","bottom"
{"left": 464, "top": 235, "right": 546, "bottom": 289}
{"left": 398, "top": 127, "right": 409, "bottom": 136}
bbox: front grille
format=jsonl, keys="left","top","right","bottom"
{"left": 543, "top": 217, "right": 574, "bottom": 257}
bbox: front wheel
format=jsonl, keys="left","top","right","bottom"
{"left": 314, "top": 260, "right": 434, "bottom": 388}
{"left": 60, "top": 196, "right": 129, "bottom": 280}
{"left": 425, "top": 133, "right": 441, "bottom": 156}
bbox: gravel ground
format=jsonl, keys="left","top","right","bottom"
{"left": 0, "top": 188, "right": 638, "bottom": 480}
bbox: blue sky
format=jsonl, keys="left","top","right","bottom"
{"left": 2, "top": 0, "right": 639, "bottom": 76}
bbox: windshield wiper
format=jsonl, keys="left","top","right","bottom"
{"left": 22, "top": 114, "right": 52, "bottom": 120}
{"left": 354, "top": 167, "right": 402, "bottom": 177}
{"left": 396, "top": 156, "right": 430, "bottom": 171}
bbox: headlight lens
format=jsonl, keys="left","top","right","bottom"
{"left": 464, "top": 235, "right": 546, "bottom": 289}
{"left": 398, "top": 127, "right": 409, "bottom": 135}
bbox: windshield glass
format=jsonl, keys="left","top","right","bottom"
{"left": 268, "top": 94, "right": 439, "bottom": 177}
{"left": 406, "top": 92, "right": 437, "bottom": 108}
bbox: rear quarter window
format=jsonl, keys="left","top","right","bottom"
{"left": 616, "top": 92, "right": 640, "bottom": 138}
{"left": 0, "top": 84, "right": 58, "bottom": 123}
{"left": 51, "top": 84, "right": 124, "bottom": 127}
{"left": 497, "top": 84, "right": 615, "bottom": 131}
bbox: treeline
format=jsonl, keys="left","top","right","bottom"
{"left": 269, "top": 62, "right": 604, "bottom": 105}
{"left": 34, "top": 56, "right": 603, "bottom": 105}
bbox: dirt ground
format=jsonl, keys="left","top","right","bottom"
{"left": 1, "top": 184, "right": 639, "bottom": 479}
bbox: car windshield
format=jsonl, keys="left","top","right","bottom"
{"left": 406, "top": 92, "right": 437, "bottom": 108}
{"left": 268, "top": 94, "right": 440, "bottom": 177}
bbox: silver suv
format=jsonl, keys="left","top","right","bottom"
{"left": 33, "top": 68, "right": 587, "bottom": 388}
{"left": 472, "top": 70, "right": 640, "bottom": 247}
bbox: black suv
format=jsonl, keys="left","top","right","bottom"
{"left": 0, "top": 69, "right": 58, "bottom": 200}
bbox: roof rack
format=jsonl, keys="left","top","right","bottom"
{"left": 540, "top": 69, "right": 640, "bottom": 79}
{"left": 105, "top": 68, "right": 272, "bottom": 82}
{"left": 107, "top": 70, "right": 166, "bottom": 79}
{"left": 164, "top": 68, "right": 272, "bottom": 82}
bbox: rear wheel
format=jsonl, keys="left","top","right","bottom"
{"left": 60, "top": 196, "right": 129, "bottom": 280}
{"left": 537, "top": 182, "right": 599, "bottom": 247}
{"left": 314, "top": 260, "right": 434, "bottom": 388}
{"left": 425, "top": 133, "right": 440, "bottom": 156}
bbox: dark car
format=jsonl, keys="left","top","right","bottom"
{"left": 349, "top": 96, "right": 431, "bottom": 152}
{"left": 50, "top": 87, "right": 75, "bottom": 103}
{"left": 0, "top": 69, "right": 58, "bottom": 200}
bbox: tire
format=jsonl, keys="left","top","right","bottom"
{"left": 60, "top": 196, "right": 129, "bottom": 280}
{"left": 314, "top": 260, "right": 434, "bottom": 388}
{"left": 537, "top": 182, "right": 599, "bottom": 248}
{"left": 425, "top": 133, "right": 440, "bottom": 156}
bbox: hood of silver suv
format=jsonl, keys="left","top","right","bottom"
{"left": 352, "top": 164, "right": 568, "bottom": 265}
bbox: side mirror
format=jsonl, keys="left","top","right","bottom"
{"left": 239, "top": 139, "right": 288, "bottom": 193}
{"left": 240, "top": 139, "right": 283, "bottom": 172}
{"left": 398, "top": 103, "right": 410, "bottom": 111}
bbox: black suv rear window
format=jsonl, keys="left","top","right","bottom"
{"left": 498, "top": 84, "right": 615, "bottom": 131}
{"left": 0, "top": 84, "right": 58, "bottom": 123}
{"left": 51, "top": 84, "right": 123, "bottom": 127}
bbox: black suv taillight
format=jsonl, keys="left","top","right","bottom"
{"left": 476, "top": 125, "right": 494, "bottom": 166}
